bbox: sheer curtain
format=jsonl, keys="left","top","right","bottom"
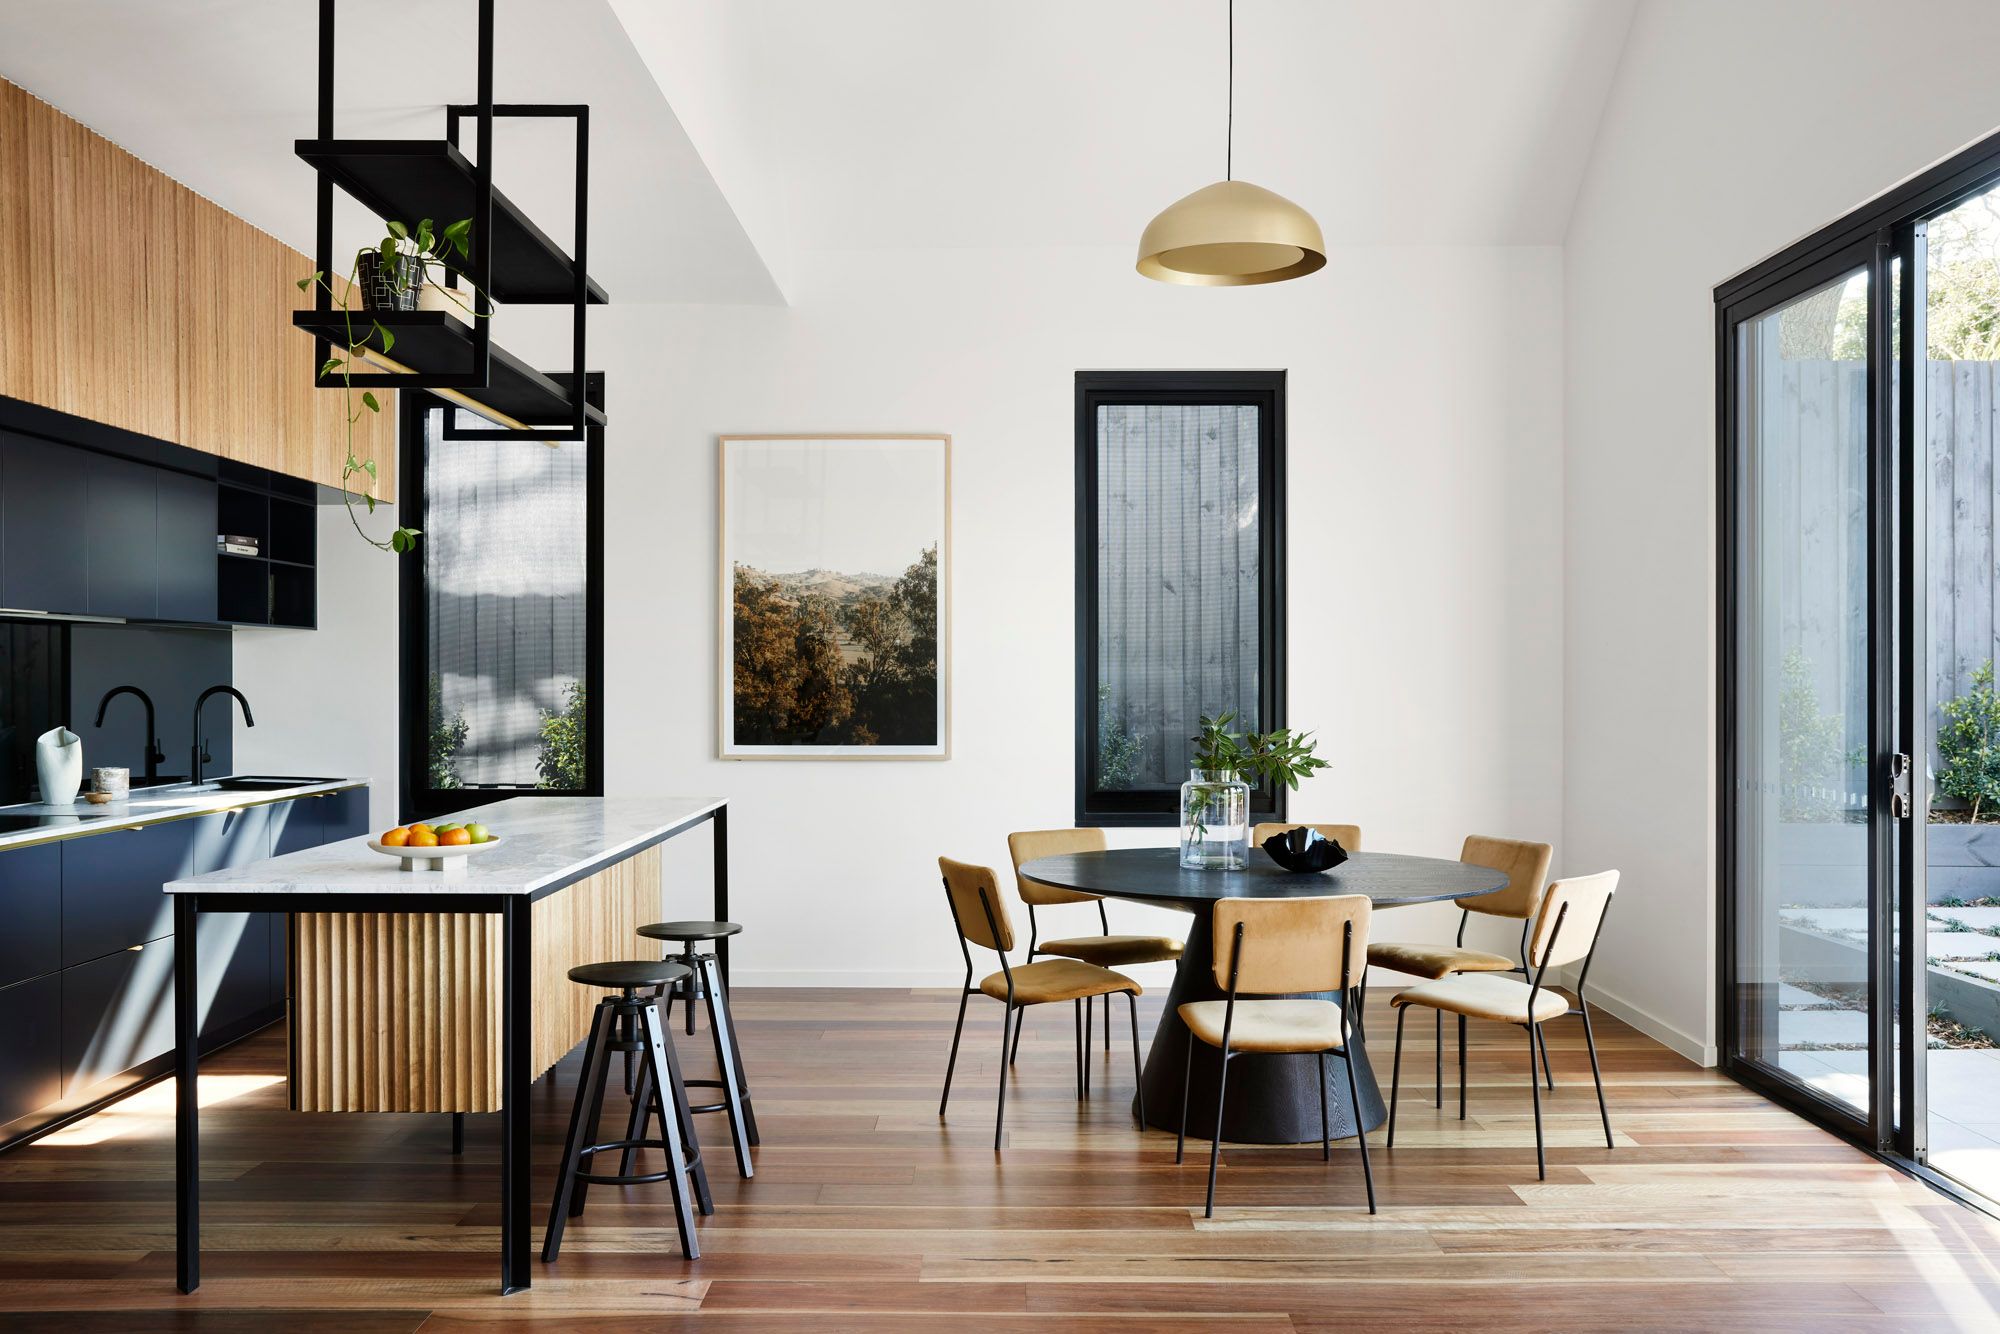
{"left": 424, "top": 409, "right": 588, "bottom": 787}
{"left": 1095, "top": 402, "right": 1262, "bottom": 790}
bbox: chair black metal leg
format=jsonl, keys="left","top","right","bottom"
{"left": 1342, "top": 1041, "right": 1376, "bottom": 1214}
{"left": 1104, "top": 992, "right": 1111, "bottom": 1051}
{"left": 1176, "top": 1034, "right": 1193, "bottom": 1164}
{"left": 1354, "top": 977, "right": 1368, "bottom": 1042}
{"left": 699, "top": 957, "right": 754, "bottom": 1178}
{"left": 1388, "top": 1006, "right": 1408, "bottom": 1149}
{"left": 1580, "top": 1002, "right": 1613, "bottom": 1149}
{"left": 1204, "top": 1047, "right": 1231, "bottom": 1218}
{"left": 1009, "top": 999, "right": 1026, "bottom": 1066}
{"left": 941, "top": 987, "right": 971, "bottom": 1118}
{"left": 1074, "top": 999, "right": 1083, "bottom": 1099}
{"left": 994, "top": 1005, "right": 1014, "bottom": 1152}
{"left": 569, "top": 1027, "right": 615, "bottom": 1218}
{"left": 1126, "top": 993, "right": 1146, "bottom": 1129}
{"left": 451, "top": 1111, "right": 465, "bottom": 1155}
{"left": 652, "top": 1008, "right": 713, "bottom": 1217}
{"left": 1538, "top": 1023, "right": 1556, "bottom": 1090}
{"left": 1317, "top": 1050, "right": 1330, "bottom": 1162}
{"left": 1435, "top": 1008, "right": 1443, "bottom": 1108}
{"left": 1082, "top": 996, "right": 1092, "bottom": 1099}
{"left": 1458, "top": 1014, "right": 1468, "bottom": 1121}
{"left": 542, "top": 1004, "right": 612, "bottom": 1261}
{"left": 638, "top": 1001, "right": 701, "bottom": 1259}
{"left": 1527, "top": 1023, "right": 1546, "bottom": 1181}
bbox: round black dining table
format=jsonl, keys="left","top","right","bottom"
{"left": 1017, "top": 847, "right": 1507, "bottom": 1145}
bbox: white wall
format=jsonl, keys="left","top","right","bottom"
{"left": 1563, "top": 0, "right": 2000, "bottom": 1062}
{"left": 530, "top": 244, "right": 1567, "bottom": 985}
{"left": 232, "top": 495, "right": 404, "bottom": 834}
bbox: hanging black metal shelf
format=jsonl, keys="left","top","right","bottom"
{"left": 292, "top": 309, "right": 604, "bottom": 434}
{"left": 299, "top": 0, "right": 600, "bottom": 444}
{"left": 294, "top": 139, "right": 606, "bottom": 307}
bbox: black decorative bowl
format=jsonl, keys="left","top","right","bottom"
{"left": 1261, "top": 826, "right": 1349, "bottom": 873}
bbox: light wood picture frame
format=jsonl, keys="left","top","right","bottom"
{"left": 718, "top": 434, "right": 951, "bottom": 759}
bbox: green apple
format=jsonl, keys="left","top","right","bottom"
{"left": 435, "top": 823, "right": 460, "bottom": 834}
{"left": 465, "top": 823, "right": 492, "bottom": 844}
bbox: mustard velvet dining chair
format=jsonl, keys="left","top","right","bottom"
{"left": 938, "top": 856, "right": 1147, "bottom": 1151}
{"left": 1175, "top": 894, "right": 1377, "bottom": 1218}
{"left": 1364, "top": 835, "right": 1555, "bottom": 1105}
{"left": 1386, "top": 870, "right": 1619, "bottom": 1179}
{"left": 1006, "top": 829, "right": 1184, "bottom": 1061}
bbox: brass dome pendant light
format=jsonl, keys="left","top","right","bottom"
{"left": 1137, "top": 0, "right": 1325, "bottom": 285}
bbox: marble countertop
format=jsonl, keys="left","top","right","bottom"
{"left": 0, "top": 777, "right": 369, "bottom": 852}
{"left": 164, "top": 795, "right": 724, "bottom": 898}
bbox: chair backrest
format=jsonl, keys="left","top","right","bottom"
{"left": 1527, "top": 870, "right": 1619, "bottom": 969}
{"left": 1455, "top": 834, "right": 1554, "bottom": 919}
{"left": 1210, "top": 895, "right": 1371, "bottom": 995}
{"left": 1007, "top": 828, "right": 1107, "bottom": 906}
{"left": 941, "top": 856, "right": 1015, "bottom": 952}
{"left": 1252, "top": 822, "right": 1362, "bottom": 853}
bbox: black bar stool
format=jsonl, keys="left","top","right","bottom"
{"left": 542, "top": 959, "right": 712, "bottom": 1262}
{"left": 638, "top": 920, "right": 759, "bottom": 1177}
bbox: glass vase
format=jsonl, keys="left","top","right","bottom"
{"left": 1180, "top": 768, "right": 1250, "bottom": 869}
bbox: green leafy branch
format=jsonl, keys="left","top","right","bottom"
{"left": 296, "top": 217, "right": 482, "bottom": 555}
{"left": 1183, "top": 711, "right": 1329, "bottom": 844}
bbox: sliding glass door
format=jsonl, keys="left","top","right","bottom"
{"left": 1724, "top": 247, "right": 1894, "bottom": 1133}
{"left": 1719, "top": 129, "right": 2000, "bottom": 1196}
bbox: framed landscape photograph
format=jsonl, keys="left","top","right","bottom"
{"left": 719, "top": 434, "right": 951, "bottom": 759}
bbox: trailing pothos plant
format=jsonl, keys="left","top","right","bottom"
{"left": 1183, "top": 711, "right": 1330, "bottom": 842}
{"left": 296, "top": 216, "right": 483, "bottom": 555}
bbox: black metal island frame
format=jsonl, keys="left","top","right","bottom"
{"left": 166, "top": 795, "right": 729, "bottom": 1296}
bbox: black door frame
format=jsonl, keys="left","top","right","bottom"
{"left": 1717, "top": 123, "right": 2000, "bottom": 1186}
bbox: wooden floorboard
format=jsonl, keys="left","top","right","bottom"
{"left": 0, "top": 987, "right": 1996, "bottom": 1330}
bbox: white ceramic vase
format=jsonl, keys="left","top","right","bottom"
{"left": 36, "top": 726, "right": 82, "bottom": 805}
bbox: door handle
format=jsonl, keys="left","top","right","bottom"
{"left": 1888, "top": 752, "right": 1913, "bottom": 819}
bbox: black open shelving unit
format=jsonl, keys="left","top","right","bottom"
{"left": 217, "top": 472, "right": 318, "bottom": 629}
{"left": 295, "top": 0, "right": 603, "bottom": 441}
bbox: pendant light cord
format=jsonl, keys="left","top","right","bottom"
{"left": 1226, "top": 0, "right": 1234, "bottom": 181}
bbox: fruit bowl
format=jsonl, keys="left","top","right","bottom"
{"left": 367, "top": 835, "right": 502, "bottom": 874}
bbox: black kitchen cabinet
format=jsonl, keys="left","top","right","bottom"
{"left": 85, "top": 452, "right": 159, "bottom": 618}
{"left": 157, "top": 469, "right": 220, "bottom": 622}
{"left": 0, "top": 842, "right": 59, "bottom": 991}
{"left": 192, "top": 806, "right": 276, "bottom": 1033}
{"left": 61, "top": 939, "right": 175, "bottom": 1098}
{"left": 0, "top": 432, "right": 89, "bottom": 614}
{"left": 272, "top": 789, "right": 367, "bottom": 854}
{"left": 1, "top": 785, "right": 366, "bottom": 1147}
{"left": 60, "top": 820, "right": 194, "bottom": 967}
{"left": 0, "top": 973, "right": 62, "bottom": 1127}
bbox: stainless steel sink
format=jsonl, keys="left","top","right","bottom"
{"left": 209, "top": 776, "right": 339, "bottom": 791}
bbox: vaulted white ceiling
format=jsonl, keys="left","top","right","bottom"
{"left": 611, "top": 0, "right": 1638, "bottom": 279}
{"left": 0, "top": 0, "right": 1635, "bottom": 307}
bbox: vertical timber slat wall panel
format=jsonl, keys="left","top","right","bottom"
{"left": 287, "top": 848, "right": 659, "bottom": 1112}
{"left": 0, "top": 78, "right": 395, "bottom": 500}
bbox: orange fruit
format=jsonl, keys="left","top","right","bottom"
{"left": 439, "top": 827, "right": 471, "bottom": 846}
{"left": 407, "top": 829, "right": 439, "bottom": 848}
{"left": 380, "top": 826, "right": 410, "bottom": 847}
{"left": 408, "top": 823, "right": 435, "bottom": 838}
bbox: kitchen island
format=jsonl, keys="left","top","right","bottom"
{"left": 163, "top": 794, "right": 729, "bottom": 1297}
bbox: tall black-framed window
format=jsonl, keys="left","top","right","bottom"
{"left": 1075, "top": 370, "right": 1286, "bottom": 826}
{"left": 398, "top": 394, "right": 605, "bottom": 820}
